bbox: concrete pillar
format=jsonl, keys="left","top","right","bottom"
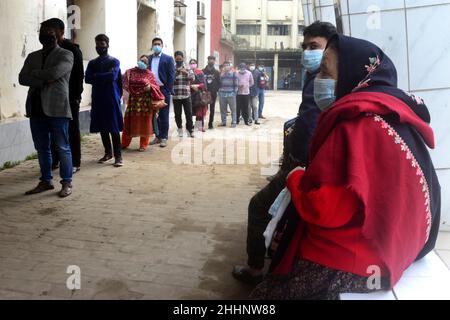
{"left": 273, "top": 53, "right": 279, "bottom": 91}
{"left": 260, "top": 0, "right": 268, "bottom": 48}
{"left": 291, "top": 0, "right": 299, "bottom": 49}
{"left": 230, "top": 0, "right": 236, "bottom": 34}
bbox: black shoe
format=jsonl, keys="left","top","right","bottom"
{"left": 25, "top": 181, "right": 55, "bottom": 195}
{"left": 98, "top": 154, "right": 113, "bottom": 163}
{"left": 59, "top": 182, "right": 72, "bottom": 198}
{"left": 255, "top": 121, "right": 261, "bottom": 125}
{"left": 114, "top": 158, "right": 124, "bottom": 167}
{"left": 245, "top": 122, "right": 251, "bottom": 126}
{"left": 232, "top": 265, "right": 263, "bottom": 285}
{"left": 208, "top": 123, "right": 214, "bottom": 130}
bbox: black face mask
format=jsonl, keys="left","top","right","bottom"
{"left": 176, "top": 61, "right": 184, "bottom": 68}
{"left": 39, "top": 34, "right": 56, "bottom": 47}
{"left": 96, "top": 46, "right": 108, "bottom": 56}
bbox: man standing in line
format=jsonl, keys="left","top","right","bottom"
{"left": 19, "top": 19, "right": 74, "bottom": 197}
{"left": 248, "top": 63, "right": 261, "bottom": 125}
{"left": 48, "top": 18, "right": 84, "bottom": 174}
{"left": 218, "top": 61, "right": 239, "bottom": 128}
{"left": 256, "top": 64, "right": 269, "bottom": 119}
{"left": 236, "top": 63, "right": 254, "bottom": 126}
{"left": 148, "top": 37, "right": 175, "bottom": 148}
{"left": 203, "top": 55, "right": 221, "bottom": 129}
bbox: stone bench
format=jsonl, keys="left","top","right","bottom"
{"left": 340, "top": 251, "right": 450, "bottom": 300}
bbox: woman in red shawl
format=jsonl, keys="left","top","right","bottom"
{"left": 122, "top": 55, "right": 166, "bottom": 151}
{"left": 251, "top": 35, "right": 441, "bottom": 300}
{"left": 189, "top": 59, "right": 208, "bottom": 132}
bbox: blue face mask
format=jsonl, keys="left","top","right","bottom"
{"left": 314, "top": 78, "right": 337, "bottom": 111}
{"left": 302, "top": 49, "right": 324, "bottom": 73}
{"left": 152, "top": 45, "right": 162, "bottom": 54}
{"left": 137, "top": 61, "right": 147, "bottom": 70}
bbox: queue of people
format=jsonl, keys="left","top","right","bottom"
{"left": 18, "top": 17, "right": 439, "bottom": 301}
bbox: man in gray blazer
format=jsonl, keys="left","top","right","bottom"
{"left": 19, "top": 19, "right": 74, "bottom": 197}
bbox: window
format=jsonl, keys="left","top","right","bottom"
{"left": 236, "top": 24, "right": 261, "bottom": 35}
{"left": 268, "top": 25, "right": 290, "bottom": 36}
{"left": 298, "top": 25, "right": 305, "bottom": 35}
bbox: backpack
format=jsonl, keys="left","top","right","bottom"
{"left": 258, "top": 74, "right": 267, "bottom": 89}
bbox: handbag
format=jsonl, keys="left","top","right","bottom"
{"left": 192, "top": 90, "right": 212, "bottom": 107}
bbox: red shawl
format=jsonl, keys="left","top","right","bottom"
{"left": 278, "top": 91, "right": 435, "bottom": 287}
{"left": 123, "top": 67, "right": 165, "bottom": 101}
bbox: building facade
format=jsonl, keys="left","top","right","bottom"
{"left": 222, "top": 0, "right": 305, "bottom": 90}
{"left": 0, "top": 0, "right": 211, "bottom": 167}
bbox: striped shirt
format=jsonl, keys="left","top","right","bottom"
{"left": 218, "top": 71, "right": 239, "bottom": 98}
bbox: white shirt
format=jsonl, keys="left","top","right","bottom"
{"left": 151, "top": 54, "right": 163, "bottom": 86}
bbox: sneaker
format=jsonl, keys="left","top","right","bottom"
{"left": 231, "top": 124, "right": 237, "bottom": 128}
{"left": 149, "top": 138, "right": 161, "bottom": 146}
{"left": 138, "top": 147, "right": 146, "bottom": 152}
{"left": 114, "top": 158, "right": 124, "bottom": 167}
{"left": 25, "top": 181, "right": 55, "bottom": 195}
{"left": 177, "top": 128, "right": 183, "bottom": 138}
{"left": 160, "top": 139, "right": 168, "bottom": 148}
{"left": 72, "top": 167, "right": 81, "bottom": 174}
{"left": 59, "top": 182, "right": 72, "bottom": 198}
{"left": 98, "top": 154, "right": 113, "bottom": 163}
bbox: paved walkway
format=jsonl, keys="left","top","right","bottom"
{"left": 1, "top": 90, "right": 449, "bottom": 299}
{"left": 0, "top": 91, "right": 299, "bottom": 299}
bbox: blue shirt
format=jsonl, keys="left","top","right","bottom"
{"left": 151, "top": 54, "right": 163, "bottom": 86}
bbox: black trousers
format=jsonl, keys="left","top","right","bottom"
{"left": 247, "top": 171, "right": 287, "bottom": 269}
{"left": 52, "top": 100, "right": 81, "bottom": 167}
{"left": 100, "top": 132, "right": 121, "bottom": 159}
{"left": 173, "top": 98, "right": 194, "bottom": 133}
{"left": 208, "top": 91, "right": 218, "bottom": 126}
{"left": 236, "top": 94, "right": 250, "bottom": 124}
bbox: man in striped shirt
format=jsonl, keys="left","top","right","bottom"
{"left": 218, "top": 61, "right": 239, "bottom": 128}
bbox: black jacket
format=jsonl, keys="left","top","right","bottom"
{"left": 202, "top": 65, "right": 221, "bottom": 93}
{"left": 60, "top": 39, "right": 84, "bottom": 102}
{"left": 285, "top": 70, "right": 321, "bottom": 167}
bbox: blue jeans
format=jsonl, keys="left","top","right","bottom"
{"left": 30, "top": 117, "right": 72, "bottom": 184}
{"left": 157, "top": 88, "right": 171, "bottom": 140}
{"left": 258, "top": 90, "right": 265, "bottom": 117}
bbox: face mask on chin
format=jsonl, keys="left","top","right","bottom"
{"left": 313, "top": 78, "right": 337, "bottom": 111}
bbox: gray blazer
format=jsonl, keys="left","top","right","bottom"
{"left": 19, "top": 46, "right": 74, "bottom": 119}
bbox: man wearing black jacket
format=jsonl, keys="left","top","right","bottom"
{"left": 50, "top": 18, "right": 84, "bottom": 174}
{"left": 203, "top": 56, "right": 221, "bottom": 129}
{"left": 232, "top": 21, "right": 337, "bottom": 285}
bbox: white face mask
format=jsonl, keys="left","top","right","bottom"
{"left": 249, "top": 66, "right": 255, "bottom": 71}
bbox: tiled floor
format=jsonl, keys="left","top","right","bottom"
{"left": 436, "top": 231, "right": 450, "bottom": 269}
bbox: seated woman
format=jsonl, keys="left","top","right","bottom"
{"left": 122, "top": 55, "right": 166, "bottom": 151}
{"left": 251, "top": 34, "right": 441, "bottom": 300}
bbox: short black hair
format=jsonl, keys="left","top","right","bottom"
{"left": 208, "top": 56, "right": 216, "bottom": 60}
{"left": 152, "top": 37, "right": 163, "bottom": 45}
{"left": 95, "top": 34, "right": 110, "bottom": 45}
{"left": 174, "top": 51, "right": 184, "bottom": 57}
{"left": 189, "top": 59, "right": 198, "bottom": 64}
{"left": 303, "top": 21, "right": 337, "bottom": 40}
{"left": 41, "top": 18, "right": 65, "bottom": 31}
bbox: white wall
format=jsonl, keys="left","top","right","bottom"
{"left": 105, "top": 0, "right": 137, "bottom": 72}
{"left": 185, "top": 0, "right": 198, "bottom": 61}
{"left": 0, "top": 0, "right": 68, "bottom": 120}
